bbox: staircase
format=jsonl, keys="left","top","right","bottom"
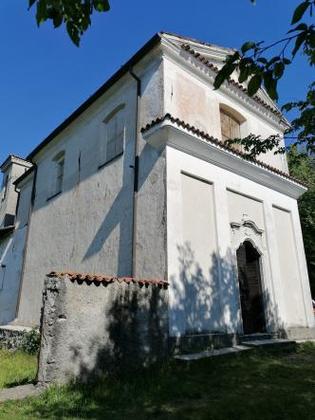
{"left": 240, "top": 333, "right": 296, "bottom": 349}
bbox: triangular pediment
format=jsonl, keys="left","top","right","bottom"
{"left": 160, "top": 31, "right": 282, "bottom": 117}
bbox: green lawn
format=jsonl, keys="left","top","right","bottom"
{"left": 0, "top": 343, "right": 315, "bottom": 419}
{"left": 0, "top": 349, "right": 37, "bottom": 389}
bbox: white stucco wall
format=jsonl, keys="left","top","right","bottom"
{"left": 166, "top": 145, "right": 314, "bottom": 336}
{"left": 163, "top": 56, "right": 288, "bottom": 173}
{"left": 0, "top": 177, "right": 33, "bottom": 324}
{"left": 0, "top": 158, "right": 32, "bottom": 227}
{"left": 16, "top": 55, "right": 166, "bottom": 326}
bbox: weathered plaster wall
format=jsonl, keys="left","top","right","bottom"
{"left": 163, "top": 57, "right": 288, "bottom": 172}
{"left": 134, "top": 58, "right": 167, "bottom": 280}
{"left": 273, "top": 206, "right": 308, "bottom": 327}
{"left": 166, "top": 145, "right": 314, "bottom": 338}
{"left": 0, "top": 178, "right": 33, "bottom": 324}
{"left": 17, "top": 56, "right": 166, "bottom": 326}
{"left": 178, "top": 172, "right": 222, "bottom": 334}
{"left": 37, "top": 276, "right": 169, "bottom": 385}
{"left": 0, "top": 159, "right": 31, "bottom": 227}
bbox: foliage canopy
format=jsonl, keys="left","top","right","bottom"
{"left": 29, "top": 0, "right": 110, "bottom": 46}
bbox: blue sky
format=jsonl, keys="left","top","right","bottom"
{"left": 0, "top": 0, "right": 313, "bottom": 164}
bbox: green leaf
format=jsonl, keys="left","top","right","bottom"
{"left": 309, "top": 30, "right": 315, "bottom": 48}
{"left": 214, "top": 62, "right": 237, "bottom": 89}
{"left": 291, "top": 1, "right": 310, "bottom": 24}
{"left": 274, "top": 62, "right": 285, "bottom": 79}
{"left": 93, "top": 0, "right": 110, "bottom": 12}
{"left": 239, "top": 66, "right": 251, "bottom": 83}
{"left": 283, "top": 58, "right": 292, "bottom": 65}
{"left": 288, "top": 23, "right": 308, "bottom": 33}
{"left": 257, "top": 57, "right": 268, "bottom": 64}
{"left": 241, "top": 41, "right": 256, "bottom": 54}
{"left": 247, "top": 74, "right": 262, "bottom": 96}
{"left": 66, "top": 21, "right": 80, "bottom": 47}
{"left": 36, "top": 0, "right": 48, "bottom": 26}
{"left": 267, "top": 56, "right": 281, "bottom": 66}
{"left": 263, "top": 72, "right": 278, "bottom": 100}
{"left": 292, "top": 31, "right": 308, "bottom": 56}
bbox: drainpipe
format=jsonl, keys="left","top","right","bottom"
{"left": 15, "top": 162, "right": 38, "bottom": 320}
{"left": 129, "top": 69, "right": 141, "bottom": 278}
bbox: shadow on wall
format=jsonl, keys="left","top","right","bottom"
{"left": 69, "top": 286, "right": 168, "bottom": 383}
{"left": 82, "top": 143, "right": 162, "bottom": 275}
{"left": 169, "top": 242, "right": 283, "bottom": 342}
{"left": 37, "top": 277, "right": 169, "bottom": 385}
{"left": 38, "top": 241, "right": 286, "bottom": 385}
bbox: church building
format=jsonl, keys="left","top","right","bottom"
{"left": 0, "top": 32, "right": 314, "bottom": 343}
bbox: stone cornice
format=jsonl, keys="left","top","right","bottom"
{"left": 159, "top": 37, "right": 290, "bottom": 132}
{"left": 141, "top": 114, "right": 306, "bottom": 199}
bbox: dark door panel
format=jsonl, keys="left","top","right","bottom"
{"left": 237, "top": 241, "right": 266, "bottom": 335}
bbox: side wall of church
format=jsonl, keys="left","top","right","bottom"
{"left": 0, "top": 177, "right": 33, "bottom": 324}
{"left": 16, "top": 55, "right": 166, "bottom": 326}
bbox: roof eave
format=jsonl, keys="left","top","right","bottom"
{"left": 141, "top": 115, "right": 307, "bottom": 199}
{"left": 26, "top": 33, "right": 162, "bottom": 161}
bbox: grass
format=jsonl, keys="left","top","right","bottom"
{"left": 0, "top": 343, "right": 315, "bottom": 419}
{"left": 0, "top": 349, "right": 37, "bottom": 389}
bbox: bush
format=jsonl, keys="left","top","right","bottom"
{"left": 20, "top": 329, "right": 40, "bottom": 355}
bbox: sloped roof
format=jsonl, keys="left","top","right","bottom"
{"left": 47, "top": 271, "right": 169, "bottom": 288}
{"left": 25, "top": 31, "right": 287, "bottom": 161}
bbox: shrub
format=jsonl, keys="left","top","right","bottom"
{"left": 20, "top": 328, "right": 40, "bottom": 355}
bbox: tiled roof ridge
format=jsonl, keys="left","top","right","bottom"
{"left": 47, "top": 271, "right": 169, "bottom": 289}
{"left": 181, "top": 44, "right": 283, "bottom": 119}
{"left": 141, "top": 113, "right": 307, "bottom": 188}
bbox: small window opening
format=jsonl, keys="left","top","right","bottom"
{"left": 100, "top": 104, "right": 125, "bottom": 166}
{"left": 220, "top": 109, "right": 241, "bottom": 142}
{"left": 1, "top": 175, "right": 9, "bottom": 202}
{"left": 51, "top": 151, "right": 65, "bottom": 197}
{"left": 220, "top": 106, "right": 247, "bottom": 153}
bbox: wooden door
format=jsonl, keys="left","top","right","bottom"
{"left": 237, "top": 241, "right": 266, "bottom": 335}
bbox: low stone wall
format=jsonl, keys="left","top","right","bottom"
{"left": 37, "top": 273, "right": 169, "bottom": 385}
{"left": 0, "top": 325, "right": 34, "bottom": 350}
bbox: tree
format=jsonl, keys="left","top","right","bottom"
{"left": 288, "top": 147, "right": 315, "bottom": 295}
{"left": 28, "top": 0, "right": 110, "bottom": 46}
{"left": 215, "top": 0, "right": 315, "bottom": 157}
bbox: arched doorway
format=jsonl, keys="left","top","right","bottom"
{"left": 236, "top": 241, "right": 266, "bottom": 335}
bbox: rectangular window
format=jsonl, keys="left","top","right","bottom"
{"left": 100, "top": 105, "right": 125, "bottom": 167}
{"left": 56, "top": 157, "right": 64, "bottom": 194}
{"left": 1, "top": 175, "right": 8, "bottom": 201}
{"left": 0, "top": 264, "right": 6, "bottom": 290}
{"left": 49, "top": 151, "right": 65, "bottom": 199}
{"left": 220, "top": 109, "right": 241, "bottom": 142}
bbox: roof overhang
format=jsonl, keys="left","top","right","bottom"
{"left": 142, "top": 119, "right": 306, "bottom": 200}
{"left": 26, "top": 33, "right": 162, "bottom": 161}
{"left": 0, "top": 155, "right": 32, "bottom": 172}
{"left": 14, "top": 166, "right": 35, "bottom": 189}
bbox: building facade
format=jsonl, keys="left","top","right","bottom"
{"left": 0, "top": 32, "right": 314, "bottom": 341}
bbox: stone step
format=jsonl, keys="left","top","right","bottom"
{"left": 240, "top": 333, "right": 273, "bottom": 342}
{"left": 241, "top": 338, "right": 296, "bottom": 348}
{"left": 174, "top": 345, "right": 253, "bottom": 361}
{"left": 0, "top": 384, "right": 43, "bottom": 403}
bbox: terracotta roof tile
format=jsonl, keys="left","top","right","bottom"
{"left": 47, "top": 271, "right": 169, "bottom": 289}
{"left": 181, "top": 44, "right": 283, "bottom": 119}
{"left": 141, "top": 113, "right": 307, "bottom": 188}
